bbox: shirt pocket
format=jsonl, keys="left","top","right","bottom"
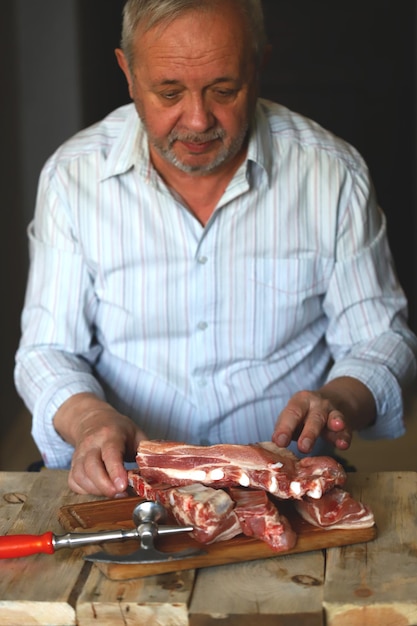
{"left": 246, "top": 256, "right": 333, "bottom": 353}
{"left": 251, "top": 256, "right": 332, "bottom": 297}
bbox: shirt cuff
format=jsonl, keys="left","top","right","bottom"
{"left": 32, "top": 375, "right": 106, "bottom": 469}
{"left": 327, "top": 359, "right": 405, "bottom": 440}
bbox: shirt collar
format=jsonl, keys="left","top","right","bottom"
{"left": 101, "top": 105, "right": 149, "bottom": 181}
{"left": 246, "top": 100, "right": 273, "bottom": 186}
{"left": 101, "top": 100, "right": 273, "bottom": 185}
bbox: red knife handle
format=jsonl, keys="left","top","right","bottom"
{"left": 0, "top": 532, "right": 55, "bottom": 558}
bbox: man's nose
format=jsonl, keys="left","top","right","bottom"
{"left": 182, "top": 93, "right": 213, "bottom": 131}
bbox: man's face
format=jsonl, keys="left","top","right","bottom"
{"left": 116, "top": 4, "right": 258, "bottom": 176}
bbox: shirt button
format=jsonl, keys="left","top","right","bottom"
{"left": 197, "top": 321, "right": 208, "bottom": 331}
{"left": 197, "top": 256, "right": 208, "bottom": 264}
{"left": 197, "top": 378, "right": 207, "bottom": 387}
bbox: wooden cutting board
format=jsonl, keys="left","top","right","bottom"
{"left": 58, "top": 495, "right": 376, "bottom": 580}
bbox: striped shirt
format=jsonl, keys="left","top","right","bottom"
{"left": 15, "top": 99, "right": 417, "bottom": 468}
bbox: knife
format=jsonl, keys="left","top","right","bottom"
{"left": 0, "top": 500, "right": 205, "bottom": 562}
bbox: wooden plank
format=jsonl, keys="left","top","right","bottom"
{"left": 0, "top": 472, "right": 38, "bottom": 534}
{"left": 190, "top": 616, "right": 320, "bottom": 626}
{"left": 2, "top": 470, "right": 408, "bottom": 625}
{"left": 58, "top": 495, "right": 376, "bottom": 580}
{"left": 189, "top": 552, "right": 325, "bottom": 626}
{"left": 76, "top": 566, "right": 195, "bottom": 626}
{"left": 324, "top": 472, "right": 417, "bottom": 626}
{"left": 190, "top": 551, "right": 325, "bottom": 626}
{"left": 0, "top": 470, "right": 96, "bottom": 626}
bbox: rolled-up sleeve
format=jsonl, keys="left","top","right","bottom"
{"left": 324, "top": 179, "right": 417, "bottom": 439}
{"left": 15, "top": 159, "right": 105, "bottom": 468}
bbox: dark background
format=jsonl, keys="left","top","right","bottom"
{"left": 2, "top": 0, "right": 416, "bottom": 437}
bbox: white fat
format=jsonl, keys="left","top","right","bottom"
{"left": 238, "top": 472, "right": 250, "bottom": 487}
{"left": 306, "top": 483, "right": 323, "bottom": 499}
{"left": 269, "top": 462, "right": 283, "bottom": 469}
{"left": 209, "top": 468, "right": 224, "bottom": 481}
{"left": 162, "top": 468, "right": 207, "bottom": 482}
{"left": 290, "top": 481, "right": 302, "bottom": 496}
{"left": 268, "top": 476, "right": 278, "bottom": 493}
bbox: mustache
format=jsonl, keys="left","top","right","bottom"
{"left": 168, "top": 128, "right": 226, "bottom": 146}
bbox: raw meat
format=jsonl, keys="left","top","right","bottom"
{"left": 135, "top": 440, "right": 346, "bottom": 500}
{"left": 294, "top": 487, "right": 375, "bottom": 529}
{"left": 129, "top": 439, "right": 373, "bottom": 551}
{"left": 228, "top": 487, "right": 297, "bottom": 551}
{"left": 293, "top": 455, "right": 348, "bottom": 499}
{"left": 128, "top": 469, "right": 298, "bottom": 551}
{"left": 128, "top": 470, "right": 242, "bottom": 544}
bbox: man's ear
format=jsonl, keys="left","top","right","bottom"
{"left": 115, "top": 48, "right": 134, "bottom": 99}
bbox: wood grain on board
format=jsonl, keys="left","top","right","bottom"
{"left": 58, "top": 494, "right": 376, "bottom": 580}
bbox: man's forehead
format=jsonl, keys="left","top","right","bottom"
{"left": 133, "top": 5, "right": 247, "bottom": 55}
{"left": 132, "top": 10, "right": 249, "bottom": 78}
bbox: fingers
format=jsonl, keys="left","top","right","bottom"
{"left": 68, "top": 426, "right": 148, "bottom": 497}
{"left": 272, "top": 392, "right": 311, "bottom": 449}
{"left": 273, "top": 391, "right": 325, "bottom": 453}
{"left": 322, "top": 411, "right": 351, "bottom": 450}
{"left": 272, "top": 391, "right": 352, "bottom": 454}
{"left": 297, "top": 408, "right": 351, "bottom": 453}
{"left": 68, "top": 444, "right": 127, "bottom": 497}
{"left": 55, "top": 395, "right": 148, "bottom": 497}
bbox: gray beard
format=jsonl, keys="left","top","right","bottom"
{"left": 148, "top": 124, "right": 249, "bottom": 175}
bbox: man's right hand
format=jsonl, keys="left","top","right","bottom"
{"left": 53, "top": 393, "right": 147, "bottom": 497}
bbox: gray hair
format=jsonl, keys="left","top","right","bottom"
{"left": 120, "top": 0, "right": 267, "bottom": 70}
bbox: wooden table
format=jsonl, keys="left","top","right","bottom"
{"left": 0, "top": 470, "right": 416, "bottom": 626}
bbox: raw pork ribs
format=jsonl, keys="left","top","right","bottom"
{"left": 129, "top": 471, "right": 242, "bottom": 544}
{"left": 128, "top": 440, "right": 374, "bottom": 552}
{"left": 135, "top": 440, "right": 346, "bottom": 499}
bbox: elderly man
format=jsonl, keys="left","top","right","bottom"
{"left": 15, "top": 0, "right": 417, "bottom": 496}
